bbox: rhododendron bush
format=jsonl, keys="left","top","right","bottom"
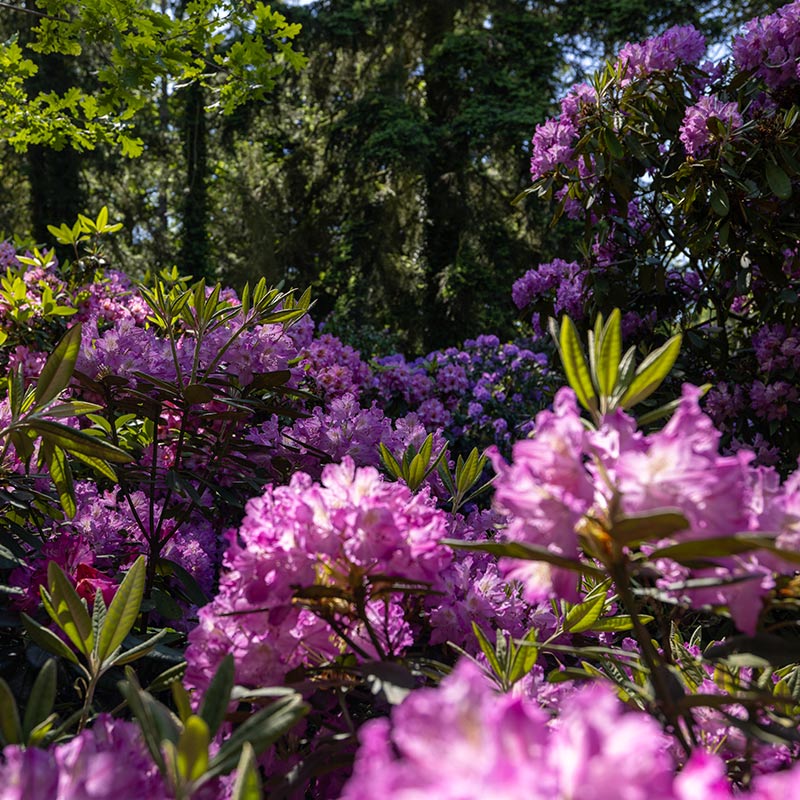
{"left": 3, "top": 3, "right": 800, "bottom": 798}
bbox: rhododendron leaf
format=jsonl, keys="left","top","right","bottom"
{"left": 43, "top": 401, "right": 103, "bottom": 418}
{"left": 558, "top": 316, "right": 598, "bottom": 416}
{"left": 117, "top": 675, "right": 168, "bottom": 771}
{"left": 455, "top": 448, "right": 487, "bottom": 496}
{"left": 472, "top": 622, "right": 503, "bottom": 679}
{"left": 379, "top": 442, "right": 402, "bottom": 479}
{"left": 199, "top": 654, "right": 235, "bottom": 737}
{"left": 650, "top": 534, "right": 776, "bottom": 563}
{"left": 207, "top": 694, "right": 309, "bottom": 779}
{"left": 0, "top": 677, "right": 21, "bottom": 745}
{"left": 619, "top": 333, "right": 681, "bottom": 409}
{"left": 710, "top": 185, "right": 730, "bottom": 217}
{"left": 589, "top": 615, "right": 653, "bottom": 632}
{"left": 177, "top": 715, "right": 210, "bottom": 783}
{"left": 564, "top": 592, "right": 606, "bottom": 633}
{"left": 26, "top": 419, "right": 133, "bottom": 463}
{"left": 21, "top": 612, "right": 79, "bottom": 665}
{"left": 183, "top": 383, "right": 216, "bottom": 405}
{"left": 34, "top": 323, "right": 82, "bottom": 408}
{"left": 98, "top": 555, "right": 145, "bottom": 662}
{"left": 40, "top": 441, "right": 76, "bottom": 518}
{"left": 766, "top": 160, "right": 793, "bottom": 200}
{"left": 70, "top": 449, "right": 118, "bottom": 482}
{"left": 91, "top": 589, "right": 106, "bottom": 652}
{"left": 362, "top": 661, "right": 416, "bottom": 705}
{"left": 26, "top": 714, "right": 58, "bottom": 747}
{"left": 444, "top": 540, "right": 605, "bottom": 578}
{"left": 172, "top": 681, "right": 193, "bottom": 724}
{"left": 46, "top": 561, "right": 93, "bottom": 657}
{"left": 611, "top": 509, "right": 689, "bottom": 546}
{"left": 157, "top": 558, "right": 209, "bottom": 606}
{"left": 596, "top": 309, "right": 622, "bottom": 400}
{"left": 146, "top": 663, "right": 188, "bottom": 694}
{"left": 230, "top": 743, "right": 261, "bottom": 800}
{"left": 22, "top": 659, "right": 57, "bottom": 739}
{"left": 509, "top": 628, "right": 539, "bottom": 685}
{"left": 705, "top": 634, "right": 800, "bottom": 669}
{"left": 111, "top": 628, "right": 169, "bottom": 667}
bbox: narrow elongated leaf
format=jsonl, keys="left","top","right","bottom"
{"left": 509, "top": 627, "right": 539, "bottom": 685}
{"left": 610, "top": 509, "right": 689, "bottom": 546}
{"left": 596, "top": 309, "right": 622, "bottom": 399}
{"left": 767, "top": 161, "right": 793, "bottom": 200}
{"left": 21, "top": 613, "right": 79, "bottom": 664}
{"left": 559, "top": 317, "right": 598, "bottom": 415}
{"left": 25, "top": 420, "right": 132, "bottom": 463}
{"left": 199, "top": 654, "right": 235, "bottom": 738}
{"left": 587, "top": 615, "right": 654, "bottom": 632}
{"left": 40, "top": 442, "right": 76, "bottom": 518}
{"left": 109, "top": 628, "right": 169, "bottom": 667}
{"left": 619, "top": 334, "right": 682, "bottom": 409}
{"left": 34, "top": 324, "right": 82, "bottom": 408}
{"left": 177, "top": 715, "right": 210, "bottom": 782}
{"left": 0, "top": 678, "right": 21, "bottom": 745}
{"left": 230, "top": 743, "right": 262, "bottom": 800}
{"left": 472, "top": 623, "right": 502, "bottom": 678}
{"left": 22, "top": 659, "right": 57, "bottom": 739}
{"left": 46, "top": 561, "right": 93, "bottom": 657}
{"left": 97, "top": 556, "right": 146, "bottom": 662}
{"left": 651, "top": 534, "right": 777, "bottom": 563}
{"left": 207, "top": 695, "right": 309, "bottom": 779}
{"left": 443, "top": 539, "right": 605, "bottom": 578}
{"left": 564, "top": 592, "right": 606, "bottom": 633}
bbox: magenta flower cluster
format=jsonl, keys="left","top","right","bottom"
{"left": 679, "top": 96, "right": 744, "bottom": 157}
{"left": 490, "top": 385, "right": 799, "bottom": 633}
{"left": 733, "top": 1, "right": 800, "bottom": 90}
{"left": 184, "top": 458, "right": 453, "bottom": 691}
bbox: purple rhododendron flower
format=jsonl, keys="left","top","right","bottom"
{"left": 679, "top": 96, "right": 743, "bottom": 156}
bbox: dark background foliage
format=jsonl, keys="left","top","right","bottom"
{"left": 0, "top": 0, "right": 784, "bottom": 352}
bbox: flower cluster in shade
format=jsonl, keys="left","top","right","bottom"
{"left": 489, "top": 384, "right": 800, "bottom": 634}
{"left": 732, "top": 1, "right": 800, "bottom": 90}
{"left": 340, "top": 657, "right": 800, "bottom": 800}
{"left": 679, "top": 96, "right": 744, "bottom": 157}
{"left": 512, "top": 259, "right": 587, "bottom": 333}
{"left": 8, "top": 482, "right": 217, "bottom": 619}
{"left": 184, "top": 458, "right": 453, "bottom": 692}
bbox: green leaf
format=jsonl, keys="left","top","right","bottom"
{"left": 0, "top": 677, "right": 22, "bottom": 745}
{"left": 589, "top": 615, "right": 653, "bottom": 632}
{"left": 596, "top": 309, "right": 622, "bottom": 400}
{"left": 207, "top": 695, "right": 308, "bottom": 779}
{"left": 177, "top": 715, "right": 210, "bottom": 782}
{"left": 46, "top": 560, "right": 93, "bottom": 657}
{"left": 230, "top": 742, "right": 262, "bottom": 800}
{"left": 509, "top": 627, "right": 539, "bottom": 685}
{"left": 650, "top": 534, "right": 778, "bottom": 563}
{"left": 443, "top": 539, "right": 604, "bottom": 578}
{"left": 619, "top": 334, "right": 682, "bottom": 409}
{"left": 110, "top": 628, "right": 169, "bottom": 667}
{"left": 25, "top": 419, "right": 132, "bottom": 463}
{"left": 710, "top": 185, "right": 730, "bottom": 217}
{"left": 21, "top": 612, "right": 79, "bottom": 664}
{"left": 199, "top": 654, "right": 235, "bottom": 738}
{"left": 34, "top": 324, "right": 82, "bottom": 408}
{"left": 766, "top": 161, "right": 793, "bottom": 200}
{"left": 471, "top": 622, "right": 502, "bottom": 678}
{"left": 610, "top": 509, "right": 689, "bottom": 546}
{"left": 97, "top": 555, "right": 145, "bottom": 662}
{"left": 40, "top": 441, "right": 76, "bottom": 518}
{"left": 22, "top": 659, "right": 57, "bottom": 739}
{"left": 558, "top": 316, "right": 598, "bottom": 415}
{"left": 564, "top": 591, "right": 606, "bottom": 633}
